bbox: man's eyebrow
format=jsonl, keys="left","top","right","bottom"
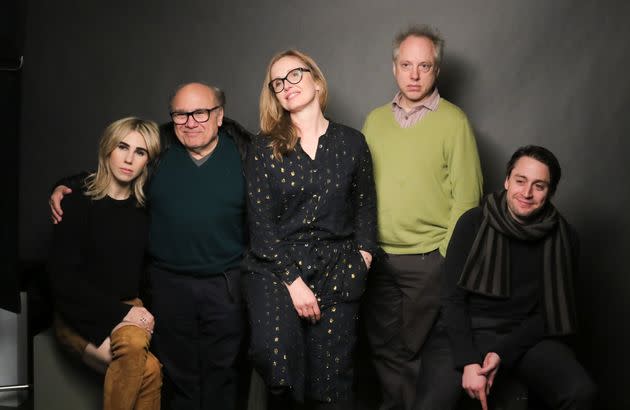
{"left": 513, "top": 173, "right": 549, "bottom": 184}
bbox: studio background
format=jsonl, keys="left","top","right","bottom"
{"left": 11, "top": 1, "right": 630, "bottom": 408}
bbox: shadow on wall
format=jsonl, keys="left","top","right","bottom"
{"left": 438, "top": 53, "right": 504, "bottom": 195}
{"left": 572, "top": 213, "right": 629, "bottom": 410}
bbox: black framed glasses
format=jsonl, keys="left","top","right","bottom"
{"left": 170, "top": 105, "right": 222, "bottom": 125}
{"left": 268, "top": 67, "right": 311, "bottom": 93}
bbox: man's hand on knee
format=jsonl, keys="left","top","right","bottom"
{"left": 478, "top": 352, "right": 501, "bottom": 394}
{"left": 462, "top": 363, "right": 489, "bottom": 410}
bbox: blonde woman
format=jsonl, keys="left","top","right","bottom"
{"left": 48, "top": 117, "right": 162, "bottom": 410}
{"left": 243, "top": 50, "right": 378, "bottom": 409}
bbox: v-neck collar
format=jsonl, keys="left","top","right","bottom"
{"left": 298, "top": 121, "right": 332, "bottom": 161}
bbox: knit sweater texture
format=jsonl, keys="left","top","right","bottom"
{"left": 147, "top": 131, "right": 246, "bottom": 275}
{"left": 362, "top": 98, "right": 483, "bottom": 255}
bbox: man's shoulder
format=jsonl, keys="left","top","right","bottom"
{"left": 435, "top": 97, "right": 469, "bottom": 120}
{"left": 365, "top": 103, "right": 392, "bottom": 121}
{"left": 222, "top": 117, "right": 254, "bottom": 142}
{"left": 458, "top": 206, "right": 483, "bottom": 227}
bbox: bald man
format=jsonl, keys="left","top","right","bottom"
{"left": 50, "top": 83, "right": 252, "bottom": 410}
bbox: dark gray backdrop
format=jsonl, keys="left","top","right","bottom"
{"left": 18, "top": 1, "right": 630, "bottom": 408}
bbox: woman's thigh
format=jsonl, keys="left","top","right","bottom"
{"left": 243, "top": 273, "right": 305, "bottom": 390}
{"left": 304, "top": 302, "right": 360, "bottom": 402}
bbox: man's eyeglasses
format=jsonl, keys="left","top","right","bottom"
{"left": 268, "top": 68, "right": 311, "bottom": 93}
{"left": 170, "top": 105, "right": 222, "bottom": 125}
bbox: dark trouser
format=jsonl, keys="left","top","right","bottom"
{"left": 414, "top": 319, "right": 597, "bottom": 410}
{"left": 149, "top": 266, "right": 246, "bottom": 410}
{"left": 363, "top": 251, "right": 444, "bottom": 410}
{"left": 243, "top": 272, "right": 359, "bottom": 404}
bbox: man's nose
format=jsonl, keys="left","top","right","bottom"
{"left": 410, "top": 67, "right": 420, "bottom": 80}
{"left": 185, "top": 114, "right": 199, "bottom": 127}
{"left": 524, "top": 184, "right": 534, "bottom": 197}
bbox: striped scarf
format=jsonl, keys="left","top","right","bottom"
{"left": 457, "top": 191, "right": 577, "bottom": 335}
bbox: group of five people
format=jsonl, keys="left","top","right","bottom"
{"left": 47, "top": 24, "right": 595, "bottom": 410}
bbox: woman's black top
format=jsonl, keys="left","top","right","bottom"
{"left": 243, "top": 121, "right": 378, "bottom": 287}
{"left": 48, "top": 192, "right": 149, "bottom": 345}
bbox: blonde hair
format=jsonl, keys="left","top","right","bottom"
{"left": 259, "top": 49, "right": 328, "bottom": 160}
{"left": 84, "top": 117, "right": 161, "bottom": 206}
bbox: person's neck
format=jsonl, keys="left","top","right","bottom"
{"left": 398, "top": 87, "right": 435, "bottom": 112}
{"left": 291, "top": 108, "right": 328, "bottom": 141}
{"left": 108, "top": 181, "right": 131, "bottom": 200}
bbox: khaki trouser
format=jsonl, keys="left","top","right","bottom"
{"left": 54, "top": 299, "right": 162, "bottom": 410}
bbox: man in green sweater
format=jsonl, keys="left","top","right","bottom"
{"left": 362, "top": 25, "right": 483, "bottom": 410}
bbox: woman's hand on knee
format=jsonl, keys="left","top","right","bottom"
{"left": 285, "top": 277, "right": 321, "bottom": 323}
{"left": 123, "top": 307, "right": 155, "bottom": 334}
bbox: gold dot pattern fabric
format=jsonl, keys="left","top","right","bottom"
{"left": 242, "top": 122, "right": 378, "bottom": 402}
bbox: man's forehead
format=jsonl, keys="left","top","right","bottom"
{"left": 511, "top": 157, "right": 550, "bottom": 181}
{"left": 398, "top": 36, "right": 435, "bottom": 57}
{"left": 171, "top": 85, "right": 216, "bottom": 109}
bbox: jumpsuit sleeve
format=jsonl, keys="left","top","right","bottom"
{"left": 351, "top": 132, "right": 378, "bottom": 255}
{"left": 244, "top": 138, "right": 302, "bottom": 284}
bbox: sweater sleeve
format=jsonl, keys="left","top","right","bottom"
{"left": 51, "top": 171, "right": 91, "bottom": 193}
{"left": 439, "top": 113, "right": 483, "bottom": 256}
{"left": 489, "top": 312, "right": 545, "bottom": 368}
{"left": 47, "top": 194, "right": 132, "bottom": 345}
{"left": 351, "top": 132, "right": 378, "bottom": 255}
{"left": 244, "top": 139, "right": 302, "bottom": 284}
{"left": 442, "top": 208, "right": 484, "bottom": 369}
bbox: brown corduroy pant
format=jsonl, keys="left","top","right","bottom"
{"left": 54, "top": 302, "right": 162, "bottom": 410}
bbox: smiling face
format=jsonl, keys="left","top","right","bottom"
{"left": 171, "top": 83, "right": 224, "bottom": 157}
{"left": 393, "top": 35, "right": 439, "bottom": 109}
{"left": 270, "top": 55, "right": 321, "bottom": 114}
{"left": 108, "top": 130, "right": 150, "bottom": 187}
{"left": 504, "top": 156, "right": 552, "bottom": 223}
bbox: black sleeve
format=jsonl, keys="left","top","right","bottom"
{"left": 47, "top": 195, "right": 131, "bottom": 343}
{"left": 442, "top": 208, "right": 484, "bottom": 369}
{"left": 490, "top": 312, "right": 545, "bottom": 368}
{"left": 351, "top": 133, "right": 378, "bottom": 255}
{"left": 51, "top": 171, "right": 91, "bottom": 193}
{"left": 244, "top": 139, "right": 302, "bottom": 283}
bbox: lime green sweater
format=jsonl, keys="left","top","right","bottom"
{"left": 362, "top": 98, "right": 483, "bottom": 256}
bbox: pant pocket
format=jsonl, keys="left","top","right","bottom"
{"left": 341, "top": 250, "right": 369, "bottom": 302}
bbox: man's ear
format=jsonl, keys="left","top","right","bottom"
{"left": 217, "top": 108, "right": 224, "bottom": 127}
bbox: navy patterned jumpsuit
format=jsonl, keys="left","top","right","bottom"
{"left": 242, "top": 122, "right": 378, "bottom": 403}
